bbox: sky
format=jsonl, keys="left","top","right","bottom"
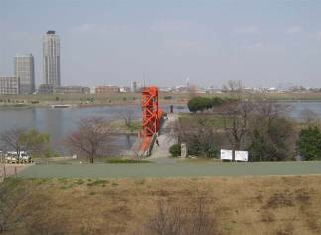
{"left": 1, "top": 0, "right": 321, "bottom": 88}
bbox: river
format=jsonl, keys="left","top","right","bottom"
{"left": 0, "top": 102, "right": 320, "bottom": 155}
{"left": 0, "top": 104, "right": 188, "bottom": 155}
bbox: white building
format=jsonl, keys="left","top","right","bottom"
{"left": 14, "top": 54, "right": 35, "bottom": 94}
{"left": 0, "top": 76, "right": 20, "bottom": 94}
{"left": 43, "top": 31, "right": 60, "bottom": 86}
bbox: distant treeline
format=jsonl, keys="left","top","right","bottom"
{"left": 187, "top": 96, "right": 234, "bottom": 113}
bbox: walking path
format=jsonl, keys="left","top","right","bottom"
{"left": 149, "top": 113, "right": 178, "bottom": 163}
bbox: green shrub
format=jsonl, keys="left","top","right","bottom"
{"left": 169, "top": 144, "right": 181, "bottom": 157}
{"left": 87, "top": 179, "right": 108, "bottom": 186}
{"left": 207, "top": 146, "right": 219, "bottom": 158}
{"left": 297, "top": 126, "right": 321, "bottom": 160}
{"left": 187, "top": 96, "right": 226, "bottom": 113}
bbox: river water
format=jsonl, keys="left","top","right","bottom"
{"left": 0, "top": 104, "right": 187, "bottom": 155}
{"left": 0, "top": 102, "right": 320, "bottom": 155}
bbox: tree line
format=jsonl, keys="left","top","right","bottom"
{"left": 187, "top": 96, "right": 233, "bottom": 113}
{"left": 173, "top": 95, "right": 321, "bottom": 161}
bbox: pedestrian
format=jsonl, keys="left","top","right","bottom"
{"left": 156, "top": 139, "right": 159, "bottom": 146}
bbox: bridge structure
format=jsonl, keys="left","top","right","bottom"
{"left": 139, "top": 86, "right": 163, "bottom": 157}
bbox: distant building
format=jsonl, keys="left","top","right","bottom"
{"left": 14, "top": 54, "right": 35, "bottom": 94}
{"left": 54, "top": 86, "right": 90, "bottom": 94}
{"left": 90, "top": 87, "right": 96, "bottom": 94}
{"left": 120, "top": 87, "right": 130, "bottom": 93}
{"left": 43, "top": 31, "right": 61, "bottom": 86}
{"left": 38, "top": 84, "right": 55, "bottom": 94}
{"left": 267, "top": 87, "right": 278, "bottom": 92}
{"left": 95, "top": 85, "right": 120, "bottom": 94}
{"left": 0, "top": 76, "right": 20, "bottom": 95}
{"left": 130, "top": 81, "right": 138, "bottom": 92}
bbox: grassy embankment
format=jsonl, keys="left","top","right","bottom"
{"left": 0, "top": 92, "right": 186, "bottom": 107}
{"left": 110, "top": 119, "right": 141, "bottom": 134}
{"left": 2, "top": 91, "right": 321, "bottom": 108}
{"left": 1, "top": 175, "right": 321, "bottom": 235}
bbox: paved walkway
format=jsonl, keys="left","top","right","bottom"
{"left": 149, "top": 113, "right": 178, "bottom": 163}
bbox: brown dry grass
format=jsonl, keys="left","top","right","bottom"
{"left": 3, "top": 175, "right": 321, "bottom": 235}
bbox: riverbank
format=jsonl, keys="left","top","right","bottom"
{"left": 2, "top": 92, "right": 321, "bottom": 108}
{"left": 0, "top": 92, "right": 187, "bottom": 108}
{"left": 2, "top": 175, "right": 321, "bottom": 234}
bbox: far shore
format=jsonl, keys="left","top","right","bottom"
{"left": 2, "top": 91, "right": 321, "bottom": 108}
{"left": 1, "top": 99, "right": 321, "bottom": 109}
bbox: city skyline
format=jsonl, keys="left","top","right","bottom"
{"left": 1, "top": 0, "right": 321, "bottom": 88}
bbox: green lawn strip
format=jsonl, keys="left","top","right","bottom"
{"left": 17, "top": 161, "right": 321, "bottom": 179}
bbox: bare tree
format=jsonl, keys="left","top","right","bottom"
{"left": 0, "top": 127, "right": 26, "bottom": 161}
{"left": 254, "top": 100, "right": 290, "bottom": 125}
{"left": 171, "top": 115, "right": 223, "bottom": 158}
{"left": 186, "top": 196, "right": 216, "bottom": 235}
{"left": 122, "top": 110, "right": 134, "bottom": 127}
{"left": 247, "top": 101, "right": 297, "bottom": 161}
{"left": 0, "top": 164, "right": 6, "bottom": 182}
{"left": 149, "top": 201, "right": 184, "bottom": 235}
{"left": 222, "top": 80, "right": 243, "bottom": 98}
{"left": 300, "top": 108, "right": 320, "bottom": 126}
{"left": 223, "top": 100, "right": 254, "bottom": 161}
{"left": 138, "top": 195, "right": 218, "bottom": 235}
{"left": 0, "top": 128, "right": 52, "bottom": 164}
{"left": 65, "top": 117, "right": 112, "bottom": 163}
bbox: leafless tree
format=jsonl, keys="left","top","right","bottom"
{"left": 65, "top": 117, "right": 113, "bottom": 163}
{"left": 222, "top": 80, "right": 243, "bottom": 98}
{"left": 149, "top": 201, "right": 184, "bottom": 235}
{"left": 300, "top": 108, "right": 320, "bottom": 126}
{"left": 137, "top": 195, "right": 218, "bottom": 235}
{"left": 247, "top": 101, "right": 297, "bottom": 161}
{"left": 170, "top": 115, "right": 223, "bottom": 157}
{"left": 0, "top": 164, "right": 6, "bottom": 182}
{"left": 254, "top": 100, "right": 290, "bottom": 125}
{"left": 0, "top": 127, "right": 26, "bottom": 160}
{"left": 186, "top": 196, "right": 217, "bottom": 235}
{"left": 122, "top": 111, "right": 134, "bottom": 127}
{"left": 222, "top": 100, "right": 254, "bottom": 160}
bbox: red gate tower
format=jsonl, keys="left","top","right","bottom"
{"left": 140, "top": 86, "right": 163, "bottom": 154}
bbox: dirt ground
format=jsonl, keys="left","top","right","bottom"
{"left": 0, "top": 164, "right": 31, "bottom": 181}
{"left": 2, "top": 175, "right": 321, "bottom": 235}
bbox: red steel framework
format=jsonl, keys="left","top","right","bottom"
{"left": 140, "top": 86, "right": 163, "bottom": 154}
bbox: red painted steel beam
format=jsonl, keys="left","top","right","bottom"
{"left": 140, "top": 86, "right": 163, "bottom": 153}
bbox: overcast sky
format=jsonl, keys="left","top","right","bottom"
{"left": 1, "top": 0, "right": 321, "bottom": 88}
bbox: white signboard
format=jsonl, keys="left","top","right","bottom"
{"left": 220, "top": 149, "right": 233, "bottom": 161}
{"left": 235, "top": 151, "right": 248, "bottom": 162}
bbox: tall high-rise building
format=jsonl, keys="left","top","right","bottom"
{"left": 14, "top": 54, "right": 35, "bottom": 94}
{"left": 43, "top": 30, "right": 60, "bottom": 86}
